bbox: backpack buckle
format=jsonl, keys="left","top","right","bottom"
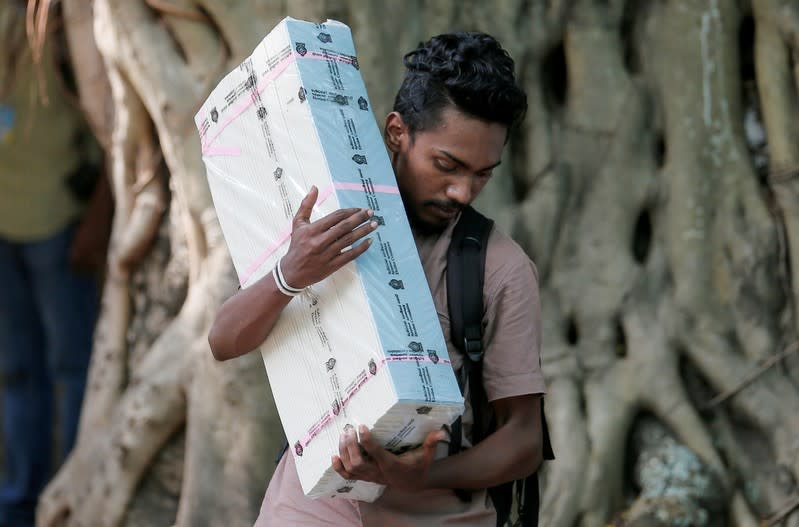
{"left": 463, "top": 325, "right": 483, "bottom": 362}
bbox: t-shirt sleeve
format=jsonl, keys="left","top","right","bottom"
{"left": 481, "top": 233, "right": 546, "bottom": 402}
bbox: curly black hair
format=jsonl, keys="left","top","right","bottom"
{"left": 393, "top": 32, "right": 527, "bottom": 137}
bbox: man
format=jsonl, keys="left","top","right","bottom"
{"left": 209, "top": 31, "right": 546, "bottom": 526}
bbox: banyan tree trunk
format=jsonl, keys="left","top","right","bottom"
{"left": 37, "top": 1, "right": 799, "bottom": 526}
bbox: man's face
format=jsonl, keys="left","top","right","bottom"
{"left": 386, "top": 106, "right": 507, "bottom": 233}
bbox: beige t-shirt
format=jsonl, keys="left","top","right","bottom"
{"left": 256, "top": 218, "right": 546, "bottom": 526}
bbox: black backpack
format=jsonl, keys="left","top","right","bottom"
{"left": 446, "top": 206, "right": 554, "bottom": 527}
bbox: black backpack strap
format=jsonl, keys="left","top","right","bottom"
{"left": 488, "top": 397, "right": 553, "bottom": 527}
{"left": 276, "top": 438, "right": 289, "bottom": 464}
{"left": 541, "top": 399, "right": 554, "bottom": 461}
{"left": 446, "top": 207, "right": 494, "bottom": 502}
{"left": 446, "top": 205, "right": 494, "bottom": 401}
{"left": 447, "top": 206, "right": 493, "bottom": 365}
{"left": 446, "top": 207, "right": 554, "bottom": 527}
{"left": 489, "top": 479, "right": 515, "bottom": 526}
{"left": 513, "top": 399, "right": 554, "bottom": 527}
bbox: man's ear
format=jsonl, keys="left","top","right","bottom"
{"left": 384, "top": 111, "right": 408, "bottom": 154}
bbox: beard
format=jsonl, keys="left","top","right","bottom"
{"left": 404, "top": 199, "right": 462, "bottom": 235}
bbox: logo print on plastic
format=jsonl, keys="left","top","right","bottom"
{"left": 368, "top": 359, "right": 377, "bottom": 376}
{"left": 331, "top": 399, "right": 341, "bottom": 416}
{"left": 373, "top": 215, "right": 385, "bottom": 226}
{"left": 351, "top": 57, "right": 360, "bottom": 70}
{"left": 295, "top": 42, "right": 307, "bottom": 56}
{"left": 352, "top": 154, "right": 367, "bottom": 165}
{"left": 334, "top": 94, "right": 348, "bottom": 106}
{"left": 294, "top": 441, "right": 303, "bottom": 457}
{"left": 357, "top": 96, "right": 368, "bottom": 111}
{"left": 389, "top": 279, "right": 404, "bottom": 290}
{"left": 274, "top": 167, "right": 283, "bottom": 180}
{"left": 416, "top": 406, "right": 432, "bottom": 415}
{"left": 298, "top": 87, "right": 307, "bottom": 103}
{"left": 317, "top": 32, "right": 332, "bottom": 43}
{"left": 408, "top": 342, "right": 422, "bottom": 353}
{"left": 257, "top": 106, "right": 267, "bottom": 120}
{"left": 210, "top": 107, "right": 218, "bottom": 123}
{"left": 428, "top": 350, "right": 440, "bottom": 364}
{"left": 245, "top": 73, "right": 257, "bottom": 90}
{"left": 337, "top": 486, "right": 353, "bottom": 493}
{"left": 325, "top": 358, "right": 336, "bottom": 371}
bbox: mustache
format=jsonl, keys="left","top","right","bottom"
{"left": 424, "top": 200, "right": 463, "bottom": 211}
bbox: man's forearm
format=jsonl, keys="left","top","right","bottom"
{"left": 424, "top": 416, "right": 542, "bottom": 491}
{"left": 208, "top": 273, "right": 291, "bottom": 361}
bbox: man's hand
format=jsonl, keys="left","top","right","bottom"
{"left": 331, "top": 425, "right": 447, "bottom": 491}
{"left": 280, "top": 186, "right": 377, "bottom": 289}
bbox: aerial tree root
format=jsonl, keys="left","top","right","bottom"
{"left": 535, "top": 1, "right": 799, "bottom": 526}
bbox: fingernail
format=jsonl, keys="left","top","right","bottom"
{"left": 370, "top": 221, "right": 378, "bottom": 229}
{"left": 359, "top": 425, "right": 368, "bottom": 434}
{"left": 365, "top": 209, "right": 374, "bottom": 217}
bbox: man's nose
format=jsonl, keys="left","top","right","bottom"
{"left": 446, "top": 179, "right": 472, "bottom": 205}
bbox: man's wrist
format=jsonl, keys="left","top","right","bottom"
{"left": 421, "top": 459, "right": 444, "bottom": 491}
{"left": 278, "top": 255, "right": 306, "bottom": 290}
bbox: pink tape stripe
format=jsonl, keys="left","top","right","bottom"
{"left": 296, "top": 355, "right": 453, "bottom": 451}
{"left": 200, "top": 50, "right": 361, "bottom": 153}
{"left": 315, "top": 183, "right": 337, "bottom": 205}
{"left": 238, "top": 182, "right": 399, "bottom": 286}
{"left": 334, "top": 182, "right": 400, "bottom": 194}
{"left": 203, "top": 145, "right": 241, "bottom": 157}
{"left": 238, "top": 226, "right": 293, "bottom": 286}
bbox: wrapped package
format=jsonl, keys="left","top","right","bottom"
{"left": 195, "top": 17, "right": 464, "bottom": 501}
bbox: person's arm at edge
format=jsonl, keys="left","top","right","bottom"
{"left": 69, "top": 168, "right": 114, "bottom": 274}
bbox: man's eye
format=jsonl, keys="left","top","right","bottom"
{"left": 434, "top": 161, "right": 457, "bottom": 173}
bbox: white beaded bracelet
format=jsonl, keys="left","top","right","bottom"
{"left": 277, "top": 258, "right": 304, "bottom": 294}
{"left": 272, "top": 266, "right": 301, "bottom": 297}
{"left": 273, "top": 258, "right": 305, "bottom": 297}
